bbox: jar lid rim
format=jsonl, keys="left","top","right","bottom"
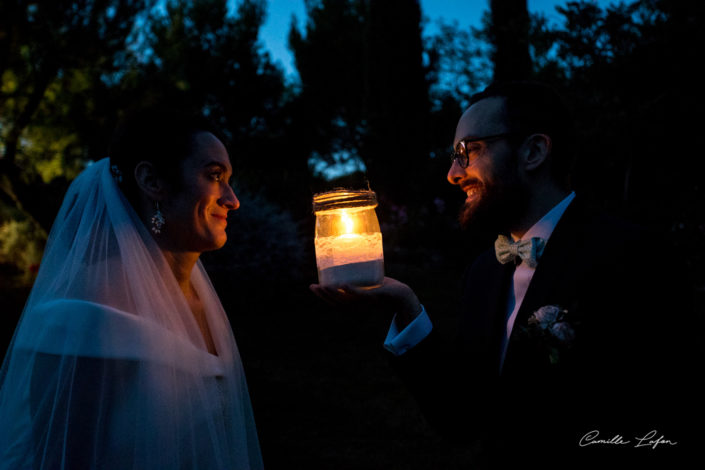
{"left": 313, "top": 188, "right": 377, "bottom": 212}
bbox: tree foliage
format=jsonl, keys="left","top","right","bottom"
{"left": 128, "top": 0, "right": 299, "bottom": 205}
{"left": 289, "top": 0, "right": 434, "bottom": 205}
{"left": 529, "top": 0, "right": 705, "bottom": 285}
{"left": 489, "top": 0, "right": 531, "bottom": 81}
{"left": 0, "top": 0, "right": 703, "bottom": 289}
{"left": 0, "top": 0, "right": 149, "bottom": 231}
{"left": 1, "top": 2, "right": 703, "bottom": 466}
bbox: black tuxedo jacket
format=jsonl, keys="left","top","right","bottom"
{"left": 391, "top": 197, "right": 702, "bottom": 469}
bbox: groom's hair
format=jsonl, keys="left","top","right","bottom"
{"left": 470, "top": 81, "right": 576, "bottom": 190}
{"left": 109, "top": 105, "right": 228, "bottom": 205}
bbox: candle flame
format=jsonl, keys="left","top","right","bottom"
{"left": 340, "top": 210, "right": 354, "bottom": 234}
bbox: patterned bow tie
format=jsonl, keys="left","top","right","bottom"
{"left": 494, "top": 235, "right": 546, "bottom": 268}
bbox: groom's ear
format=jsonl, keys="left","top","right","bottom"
{"left": 521, "top": 133, "right": 552, "bottom": 172}
{"left": 134, "top": 161, "right": 166, "bottom": 200}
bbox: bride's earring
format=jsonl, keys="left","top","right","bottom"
{"left": 151, "top": 202, "right": 165, "bottom": 235}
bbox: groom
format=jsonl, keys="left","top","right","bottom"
{"left": 311, "top": 81, "right": 701, "bottom": 468}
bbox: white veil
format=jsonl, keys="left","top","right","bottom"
{"left": 0, "top": 158, "right": 263, "bottom": 469}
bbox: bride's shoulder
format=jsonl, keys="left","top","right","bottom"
{"left": 17, "top": 299, "right": 148, "bottom": 358}
{"left": 29, "top": 298, "right": 129, "bottom": 317}
{"left": 25, "top": 299, "right": 136, "bottom": 331}
{"left": 20, "top": 299, "right": 223, "bottom": 373}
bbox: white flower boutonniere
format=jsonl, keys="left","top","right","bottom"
{"left": 526, "top": 305, "right": 577, "bottom": 364}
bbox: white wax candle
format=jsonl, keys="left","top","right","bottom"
{"left": 314, "top": 232, "right": 383, "bottom": 269}
{"left": 315, "top": 232, "right": 384, "bottom": 286}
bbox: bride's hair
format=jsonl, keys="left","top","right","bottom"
{"left": 108, "top": 106, "right": 227, "bottom": 205}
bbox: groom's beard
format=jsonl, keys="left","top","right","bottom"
{"left": 458, "top": 169, "right": 528, "bottom": 236}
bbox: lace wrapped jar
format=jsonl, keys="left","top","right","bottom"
{"left": 313, "top": 189, "right": 384, "bottom": 287}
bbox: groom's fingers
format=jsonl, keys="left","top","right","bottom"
{"left": 310, "top": 284, "right": 378, "bottom": 312}
{"left": 309, "top": 284, "right": 337, "bottom": 306}
{"left": 309, "top": 284, "right": 355, "bottom": 306}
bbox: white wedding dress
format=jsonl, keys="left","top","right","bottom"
{"left": 0, "top": 158, "right": 263, "bottom": 469}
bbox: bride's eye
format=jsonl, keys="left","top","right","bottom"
{"left": 209, "top": 171, "right": 223, "bottom": 182}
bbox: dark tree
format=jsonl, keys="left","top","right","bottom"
{"left": 134, "top": 0, "right": 298, "bottom": 205}
{"left": 525, "top": 0, "right": 705, "bottom": 301}
{"left": 0, "top": 0, "right": 148, "bottom": 231}
{"left": 288, "top": 0, "right": 368, "bottom": 180}
{"left": 363, "top": 0, "right": 432, "bottom": 204}
{"left": 489, "top": 0, "right": 531, "bottom": 82}
{"left": 289, "top": 0, "right": 432, "bottom": 206}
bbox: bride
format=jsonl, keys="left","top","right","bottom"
{"left": 0, "top": 108, "right": 263, "bottom": 469}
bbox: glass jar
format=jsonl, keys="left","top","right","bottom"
{"left": 313, "top": 189, "right": 384, "bottom": 287}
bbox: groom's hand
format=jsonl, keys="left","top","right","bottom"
{"left": 309, "top": 277, "right": 422, "bottom": 328}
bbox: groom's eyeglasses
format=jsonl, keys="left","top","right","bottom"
{"left": 450, "top": 132, "right": 514, "bottom": 168}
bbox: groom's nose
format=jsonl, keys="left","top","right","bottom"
{"left": 448, "top": 159, "right": 466, "bottom": 185}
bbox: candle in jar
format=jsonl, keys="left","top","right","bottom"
{"left": 314, "top": 208, "right": 384, "bottom": 287}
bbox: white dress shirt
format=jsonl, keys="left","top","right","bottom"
{"left": 384, "top": 192, "right": 576, "bottom": 371}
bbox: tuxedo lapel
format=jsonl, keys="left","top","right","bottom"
{"left": 502, "top": 199, "right": 587, "bottom": 375}
{"left": 514, "top": 199, "right": 585, "bottom": 327}
{"left": 460, "top": 252, "right": 515, "bottom": 375}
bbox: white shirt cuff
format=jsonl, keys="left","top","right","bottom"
{"left": 383, "top": 305, "right": 433, "bottom": 356}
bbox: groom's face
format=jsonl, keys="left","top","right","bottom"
{"left": 447, "top": 97, "right": 529, "bottom": 233}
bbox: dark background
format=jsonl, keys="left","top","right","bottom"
{"left": 1, "top": 1, "right": 703, "bottom": 468}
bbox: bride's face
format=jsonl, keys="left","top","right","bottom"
{"left": 163, "top": 131, "right": 239, "bottom": 252}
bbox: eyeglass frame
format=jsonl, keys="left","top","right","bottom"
{"left": 450, "top": 132, "right": 516, "bottom": 169}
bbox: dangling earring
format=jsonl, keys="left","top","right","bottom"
{"left": 151, "top": 202, "right": 165, "bottom": 235}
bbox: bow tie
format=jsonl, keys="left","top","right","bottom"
{"left": 494, "top": 235, "right": 545, "bottom": 268}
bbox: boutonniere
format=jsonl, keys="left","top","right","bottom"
{"left": 522, "top": 305, "right": 578, "bottom": 365}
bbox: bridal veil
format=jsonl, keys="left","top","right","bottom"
{"left": 0, "top": 158, "right": 263, "bottom": 469}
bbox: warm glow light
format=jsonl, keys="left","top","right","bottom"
{"left": 340, "top": 210, "right": 354, "bottom": 234}
{"left": 313, "top": 189, "right": 384, "bottom": 287}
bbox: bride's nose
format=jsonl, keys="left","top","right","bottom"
{"left": 221, "top": 184, "right": 240, "bottom": 210}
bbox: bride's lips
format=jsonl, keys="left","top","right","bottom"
{"left": 211, "top": 213, "right": 228, "bottom": 224}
